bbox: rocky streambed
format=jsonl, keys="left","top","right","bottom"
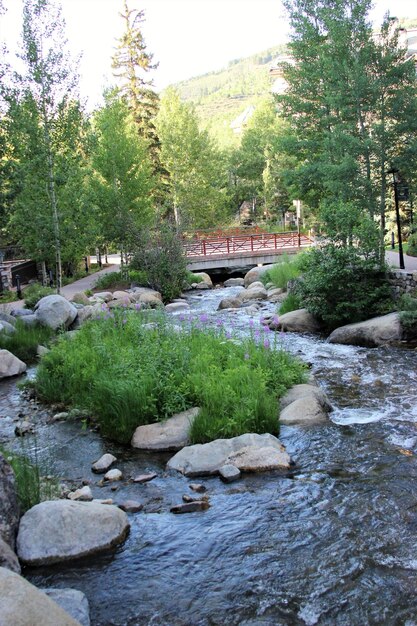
{"left": 1, "top": 284, "right": 417, "bottom": 625}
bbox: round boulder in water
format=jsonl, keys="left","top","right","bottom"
{"left": 17, "top": 500, "right": 130, "bottom": 566}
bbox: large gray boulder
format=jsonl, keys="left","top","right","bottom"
{"left": 280, "top": 384, "right": 332, "bottom": 412}
{"left": 0, "top": 350, "right": 27, "bottom": 379}
{"left": 43, "top": 589, "right": 90, "bottom": 626}
{"left": 217, "top": 297, "right": 241, "bottom": 310}
{"left": 223, "top": 278, "right": 244, "bottom": 287}
{"left": 270, "top": 308, "right": 321, "bottom": 334}
{"left": 0, "top": 454, "right": 20, "bottom": 549}
{"left": 0, "top": 321, "right": 16, "bottom": 335}
{"left": 131, "top": 407, "right": 200, "bottom": 451}
{"left": 0, "top": 567, "right": 80, "bottom": 626}
{"left": 165, "top": 302, "right": 190, "bottom": 313}
{"left": 244, "top": 265, "right": 273, "bottom": 288}
{"left": 279, "top": 384, "right": 332, "bottom": 426}
{"left": 0, "top": 312, "right": 16, "bottom": 326}
{"left": 239, "top": 286, "right": 268, "bottom": 302}
{"left": 17, "top": 500, "right": 130, "bottom": 566}
{"left": 328, "top": 312, "right": 402, "bottom": 348}
{"left": 0, "top": 537, "right": 20, "bottom": 573}
{"left": 35, "top": 295, "right": 78, "bottom": 330}
{"left": 167, "top": 433, "right": 291, "bottom": 477}
{"left": 192, "top": 272, "right": 213, "bottom": 287}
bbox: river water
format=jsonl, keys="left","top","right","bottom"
{"left": 1, "top": 286, "right": 417, "bottom": 626}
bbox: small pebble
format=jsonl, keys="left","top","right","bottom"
{"left": 189, "top": 483, "right": 206, "bottom": 493}
{"left": 132, "top": 472, "right": 157, "bottom": 484}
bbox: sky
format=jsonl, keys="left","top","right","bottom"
{"left": 1, "top": 0, "right": 415, "bottom": 110}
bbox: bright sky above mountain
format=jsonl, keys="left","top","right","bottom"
{"left": 0, "top": 0, "right": 414, "bottom": 109}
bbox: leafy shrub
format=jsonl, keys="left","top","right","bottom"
{"left": 93, "top": 269, "right": 147, "bottom": 290}
{"left": 407, "top": 232, "right": 417, "bottom": 257}
{"left": 0, "top": 291, "right": 18, "bottom": 304}
{"left": 399, "top": 293, "right": 417, "bottom": 341}
{"left": 130, "top": 225, "right": 189, "bottom": 302}
{"left": 279, "top": 293, "right": 302, "bottom": 315}
{"left": 23, "top": 283, "right": 55, "bottom": 309}
{"left": 34, "top": 311, "right": 306, "bottom": 444}
{"left": 297, "top": 246, "right": 394, "bottom": 330}
{"left": 0, "top": 320, "right": 53, "bottom": 363}
{"left": 263, "top": 254, "right": 303, "bottom": 290}
{"left": 186, "top": 272, "right": 203, "bottom": 284}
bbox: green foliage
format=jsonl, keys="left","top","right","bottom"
{"left": 34, "top": 311, "right": 306, "bottom": 444}
{"left": 130, "top": 225, "right": 189, "bottom": 302}
{"left": 156, "top": 88, "right": 229, "bottom": 228}
{"left": 263, "top": 254, "right": 302, "bottom": 289}
{"left": 398, "top": 293, "right": 417, "bottom": 341}
{"left": 93, "top": 269, "right": 146, "bottom": 290}
{"left": 23, "top": 283, "right": 55, "bottom": 310}
{"left": 297, "top": 245, "right": 394, "bottom": 330}
{"left": 186, "top": 272, "right": 203, "bottom": 284}
{"left": 279, "top": 293, "right": 302, "bottom": 315}
{"left": 0, "top": 320, "right": 53, "bottom": 363}
{"left": 1, "top": 446, "right": 58, "bottom": 512}
{"left": 278, "top": 0, "right": 417, "bottom": 249}
{"left": 0, "top": 291, "right": 18, "bottom": 304}
{"left": 90, "top": 91, "right": 155, "bottom": 261}
{"left": 407, "top": 232, "right": 417, "bottom": 257}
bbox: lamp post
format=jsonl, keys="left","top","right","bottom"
{"left": 388, "top": 167, "right": 405, "bottom": 270}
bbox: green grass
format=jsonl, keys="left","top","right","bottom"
{"left": 263, "top": 254, "right": 303, "bottom": 290}
{"left": 0, "top": 320, "right": 54, "bottom": 363}
{"left": 93, "top": 269, "right": 147, "bottom": 291}
{"left": 279, "top": 293, "right": 302, "bottom": 315}
{"left": 0, "top": 446, "right": 59, "bottom": 512}
{"left": 34, "top": 311, "right": 306, "bottom": 444}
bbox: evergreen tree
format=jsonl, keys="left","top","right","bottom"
{"left": 112, "top": 1, "right": 162, "bottom": 175}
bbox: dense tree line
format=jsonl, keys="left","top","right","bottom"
{"left": 0, "top": 0, "right": 416, "bottom": 289}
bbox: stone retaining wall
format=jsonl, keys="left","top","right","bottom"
{"left": 389, "top": 269, "right": 417, "bottom": 299}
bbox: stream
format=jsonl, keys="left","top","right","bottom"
{"left": 1, "top": 286, "right": 417, "bottom": 626}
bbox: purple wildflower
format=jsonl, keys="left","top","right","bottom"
{"left": 263, "top": 338, "right": 270, "bottom": 349}
{"left": 199, "top": 314, "right": 209, "bottom": 323}
{"left": 244, "top": 353, "right": 250, "bottom": 360}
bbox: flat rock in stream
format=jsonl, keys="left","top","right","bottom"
{"left": 16, "top": 500, "right": 130, "bottom": 566}
{"left": 167, "top": 433, "right": 291, "bottom": 477}
{"left": 131, "top": 407, "right": 200, "bottom": 451}
{"left": 91, "top": 453, "right": 117, "bottom": 474}
{"left": 328, "top": 312, "right": 402, "bottom": 347}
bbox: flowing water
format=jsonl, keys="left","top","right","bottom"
{"left": 1, "top": 287, "right": 417, "bottom": 625}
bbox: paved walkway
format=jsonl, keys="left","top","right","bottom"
{"left": 385, "top": 250, "right": 417, "bottom": 271}
{"left": 0, "top": 264, "right": 120, "bottom": 313}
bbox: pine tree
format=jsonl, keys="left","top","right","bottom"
{"left": 112, "top": 1, "right": 161, "bottom": 168}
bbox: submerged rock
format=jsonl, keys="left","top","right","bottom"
{"left": 328, "top": 312, "right": 402, "bottom": 348}
{"left": 43, "top": 588, "right": 91, "bottom": 626}
{"left": 170, "top": 501, "right": 210, "bottom": 514}
{"left": 131, "top": 407, "right": 200, "bottom": 451}
{"left": 279, "top": 383, "right": 333, "bottom": 427}
{"left": 0, "top": 567, "right": 80, "bottom": 625}
{"left": 17, "top": 500, "right": 130, "bottom": 566}
{"left": 167, "top": 433, "right": 291, "bottom": 477}
{"left": 67, "top": 486, "right": 93, "bottom": 502}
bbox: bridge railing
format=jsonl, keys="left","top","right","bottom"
{"left": 184, "top": 231, "right": 313, "bottom": 258}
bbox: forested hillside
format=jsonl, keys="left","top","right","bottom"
{"left": 172, "top": 44, "right": 287, "bottom": 147}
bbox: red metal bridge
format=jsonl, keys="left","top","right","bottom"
{"left": 184, "top": 230, "right": 313, "bottom": 270}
